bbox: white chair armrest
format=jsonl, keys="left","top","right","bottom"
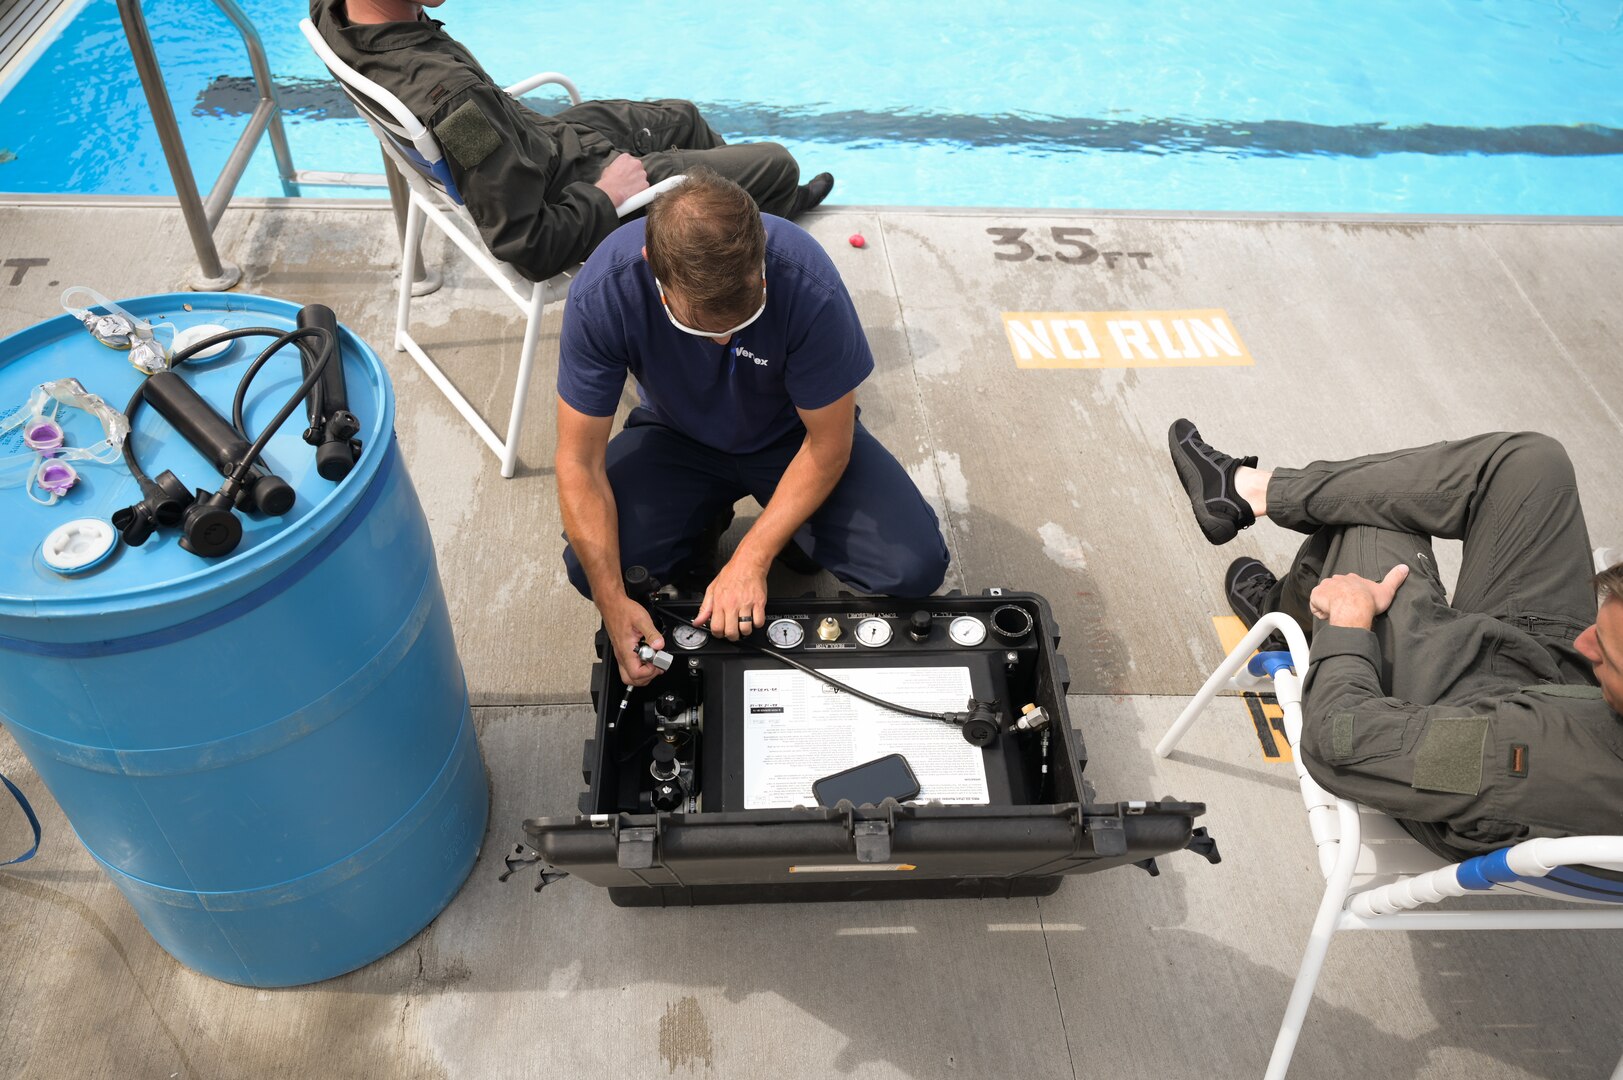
{"left": 1506, "top": 835, "right": 1623, "bottom": 876}
{"left": 503, "top": 72, "right": 582, "bottom": 104}
{"left": 614, "top": 174, "right": 687, "bottom": 218}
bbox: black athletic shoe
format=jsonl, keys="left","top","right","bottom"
{"left": 1168, "top": 418, "right": 1258, "bottom": 545}
{"left": 1225, "top": 557, "right": 1286, "bottom": 651}
{"left": 789, "top": 172, "right": 834, "bottom": 217}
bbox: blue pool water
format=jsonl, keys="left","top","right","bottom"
{"left": 2, "top": 0, "right": 1622, "bottom": 213}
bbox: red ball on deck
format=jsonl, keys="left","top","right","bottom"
{"left": 848, "top": 234, "right": 866, "bottom": 248}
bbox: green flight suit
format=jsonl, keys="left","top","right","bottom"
{"left": 1263, "top": 431, "right": 1622, "bottom": 861}
{"left": 310, "top": 0, "right": 802, "bottom": 283}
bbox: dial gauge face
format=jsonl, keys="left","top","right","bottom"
{"left": 672, "top": 624, "right": 709, "bottom": 650}
{"left": 766, "top": 618, "right": 804, "bottom": 648}
{"left": 855, "top": 617, "right": 893, "bottom": 648}
{"left": 948, "top": 615, "right": 987, "bottom": 647}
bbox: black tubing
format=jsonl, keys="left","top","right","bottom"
{"left": 122, "top": 326, "right": 334, "bottom": 503}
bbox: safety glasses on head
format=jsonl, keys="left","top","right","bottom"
{"left": 655, "top": 264, "right": 767, "bottom": 338}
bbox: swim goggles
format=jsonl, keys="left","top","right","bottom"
{"left": 61, "top": 285, "right": 175, "bottom": 375}
{"left": 0, "top": 379, "right": 130, "bottom": 506}
{"left": 656, "top": 264, "right": 767, "bottom": 338}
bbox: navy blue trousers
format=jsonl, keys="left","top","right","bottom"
{"left": 564, "top": 409, "right": 949, "bottom": 598}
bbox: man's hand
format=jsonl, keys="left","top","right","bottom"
{"left": 602, "top": 593, "right": 665, "bottom": 687}
{"left": 1309, "top": 565, "right": 1410, "bottom": 630}
{"left": 594, "top": 153, "right": 649, "bottom": 207}
{"left": 696, "top": 553, "right": 768, "bottom": 642}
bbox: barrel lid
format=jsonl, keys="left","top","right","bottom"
{"left": 0, "top": 293, "right": 394, "bottom": 621}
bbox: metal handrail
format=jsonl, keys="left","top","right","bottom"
{"left": 115, "top": 0, "right": 300, "bottom": 289}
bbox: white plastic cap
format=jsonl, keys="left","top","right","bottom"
{"left": 172, "top": 323, "right": 233, "bottom": 359}
{"left": 42, "top": 518, "right": 117, "bottom": 574}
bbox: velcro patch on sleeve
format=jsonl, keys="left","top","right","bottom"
{"left": 1412, "top": 715, "right": 1489, "bottom": 795}
{"left": 434, "top": 99, "right": 501, "bottom": 170}
{"left": 1332, "top": 713, "right": 1355, "bottom": 760}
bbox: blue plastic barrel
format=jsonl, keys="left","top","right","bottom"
{"left": 0, "top": 293, "right": 487, "bottom": 987}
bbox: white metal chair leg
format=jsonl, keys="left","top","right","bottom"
{"left": 395, "top": 194, "right": 426, "bottom": 352}
{"left": 1265, "top": 800, "right": 1363, "bottom": 1080}
{"left": 497, "top": 282, "right": 547, "bottom": 478}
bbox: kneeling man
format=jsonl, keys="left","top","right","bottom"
{"left": 556, "top": 170, "right": 949, "bottom": 685}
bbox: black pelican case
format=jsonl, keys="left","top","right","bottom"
{"left": 524, "top": 590, "right": 1210, "bottom": 906}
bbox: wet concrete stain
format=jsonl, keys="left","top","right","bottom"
{"left": 657, "top": 995, "right": 714, "bottom": 1073}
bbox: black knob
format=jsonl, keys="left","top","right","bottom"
{"left": 178, "top": 491, "right": 243, "bottom": 558}
{"left": 656, "top": 693, "right": 685, "bottom": 719}
{"left": 961, "top": 715, "right": 1000, "bottom": 747}
{"left": 315, "top": 437, "right": 358, "bottom": 482}
{"left": 908, "top": 610, "right": 932, "bottom": 642}
{"left": 249, "top": 473, "right": 296, "bottom": 517}
{"left": 649, "top": 742, "right": 680, "bottom": 784}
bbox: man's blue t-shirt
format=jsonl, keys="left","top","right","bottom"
{"left": 557, "top": 215, "right": 874, "bottom": 455}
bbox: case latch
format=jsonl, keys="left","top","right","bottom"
{"left": 1087, "top": 813, "right": 1128, "bottom": 857}
{"left": 852, "top": 820, "right": 893, "bottom": 863}
{"left": 616, "top": 826, "right": 658, "bottom": 869}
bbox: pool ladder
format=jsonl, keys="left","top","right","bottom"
{"left": 116, "top": 0, "right": 430, "bottom": 291}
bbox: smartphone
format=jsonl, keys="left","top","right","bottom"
{"left": 813, "top": 753, "right": 921, "bottom": 808}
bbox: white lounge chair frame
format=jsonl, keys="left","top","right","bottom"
{"left": 299, "top": 18, "right": 682, "bottom": 477}
{"left": 1157, "top": 612, "right": 1623, "bottom": 1080}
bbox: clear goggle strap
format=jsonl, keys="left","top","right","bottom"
{"left": 0, "top": 379, "right": 130, "bottom": 475}
{"left": 0, "top": 385, "right": 52, "bottom": 438}
{"left": 41, "top": 378, "right": 130, "bottom": 457}
{"left": 61, "top": 285, "right": 173, "bottom": 373}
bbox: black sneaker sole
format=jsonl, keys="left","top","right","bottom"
{"left": 1168, "top": 420, "right": 1240, "bottom": 545}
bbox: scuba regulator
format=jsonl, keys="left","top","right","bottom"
{"left": 111, "top": 305, "right": 363, "bottom": 559}
{"left": 296, "top": 304, "right": 362, "bottom": 483}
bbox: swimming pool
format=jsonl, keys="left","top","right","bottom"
{"left": 2, "top": 0, "right": 1621, "bottom": 214}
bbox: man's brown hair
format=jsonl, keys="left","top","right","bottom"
{"left": 1596, "top": 560, "right": 1623, "bottom": 603}
{"left": 645, "top": 168, "right": 766, "bottom": 327}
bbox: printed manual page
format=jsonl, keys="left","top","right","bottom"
{"left": 742, "top": 666, "right": 991, "bottom": 809}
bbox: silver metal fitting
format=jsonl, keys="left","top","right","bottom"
{"left": 636, "top": 643, "right": 673, "bottom": 671}
{"left": 1016, "top": 704, "right": 1051, "bottom": 731}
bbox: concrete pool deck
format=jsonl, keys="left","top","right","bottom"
{"left": 0, "top": 199, "right": 1620, "bottom": 1078}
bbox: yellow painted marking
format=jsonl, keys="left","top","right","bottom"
{"left": 1212, "top": 615, "right": 1292, "bottom": 763}
{"left": 1002, "top": 309, "right": 1253, "bottom": 369}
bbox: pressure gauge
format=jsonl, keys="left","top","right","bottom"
{"left": 767, "top": 618, "right": 804, "bottom": 648}
{"left": 855, "top": 617, "right": 893, "bottom": 648}
{"left": 671, "top": 624, "right": 709, "bottom": 651}
{"left": 948, "top": 615, "right": 987, "bottom": 647}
